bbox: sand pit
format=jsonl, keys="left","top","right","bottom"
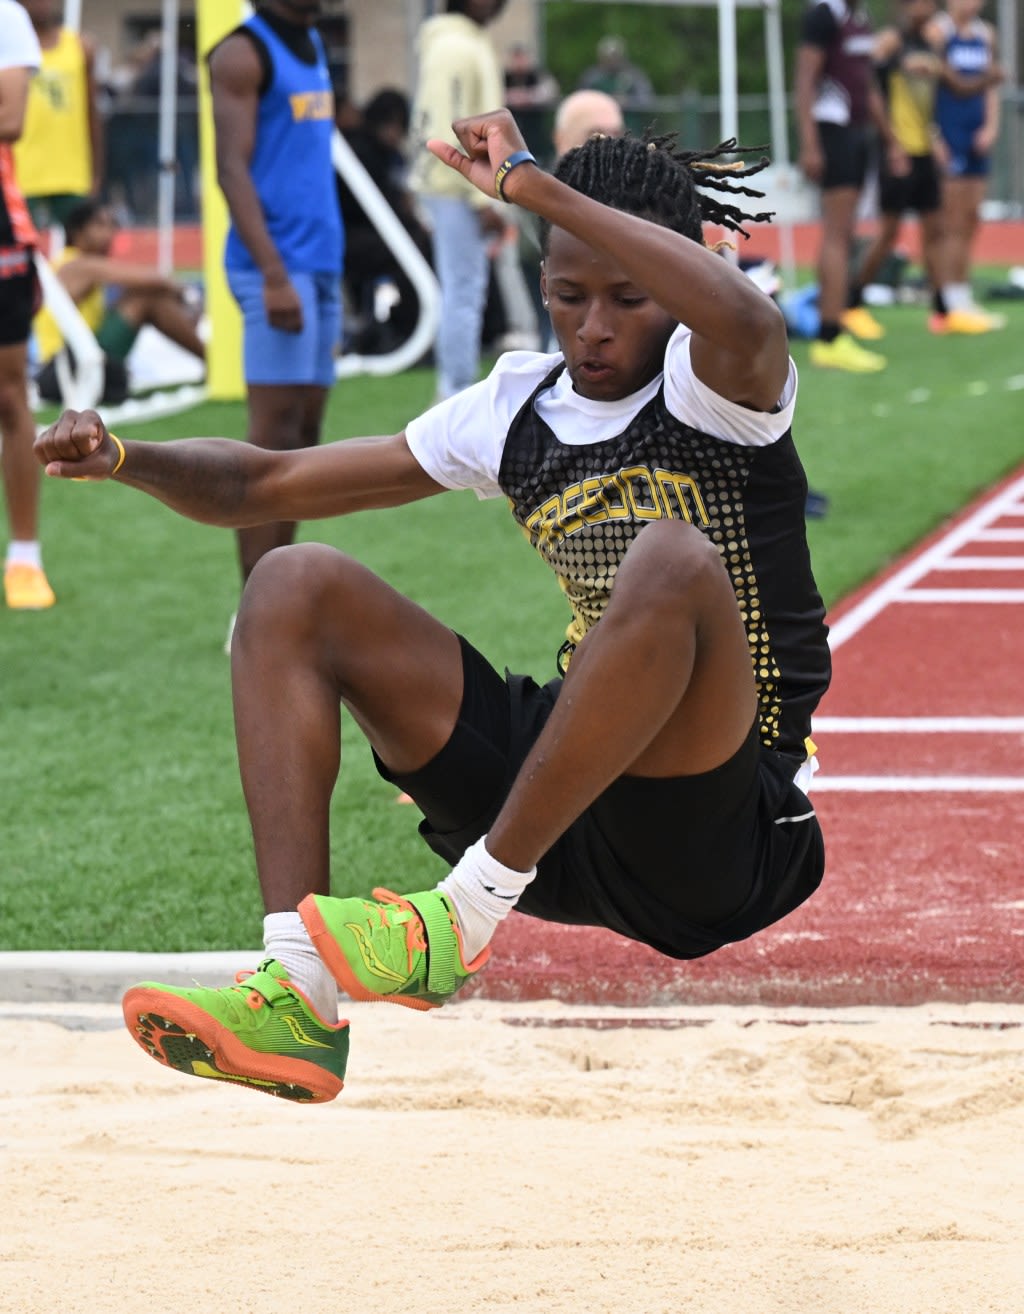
{"left": 3, "top": 998, "right": 1022, "bottom": 1314}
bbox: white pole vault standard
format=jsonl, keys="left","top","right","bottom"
{"left": 331, "top": 129, "right": 440, "bottom": 379}
{"left": 157, "top": 0, "right": 180, "bottom": 275}
{"left": 32, "top": 254, "right": 104, "bottom": 410}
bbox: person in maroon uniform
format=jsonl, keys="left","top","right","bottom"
{"left": 796, "top": 0, "right": 906, "bottom": 373}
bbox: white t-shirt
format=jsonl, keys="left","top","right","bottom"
{"left": 406, "top": 325, "right": 798, "bottom": 499}
{"left": 0, "top": 1, "right": 42, "bottom": 71}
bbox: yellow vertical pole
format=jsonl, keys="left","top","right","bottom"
{"left": 196, "top": 0, "right": 245, "bottom": 400}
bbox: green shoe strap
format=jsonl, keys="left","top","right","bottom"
{"left": 406, "top": 892, "right": 460, "bottom": 995}
{"left": 245, "top": 966, "right": 291, "bottom": 1005}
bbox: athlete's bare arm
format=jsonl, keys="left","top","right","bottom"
{"left": 794, "top": 44, "right": 827, "bottom": 183}
{"left": 56, "top": 254, "right": 182, "bottom": 304}
{"left": 35, "top": 411, "right": 446, "bottom": 524}
{"left": 431, "top": 109, "right": 788, "bottom": 412}
{"left": 0, "top": 65, "right": 32, "bottom": 141}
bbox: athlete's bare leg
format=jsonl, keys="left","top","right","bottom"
{"left": 230, "top": 520, "right": 757, "bottom": 907}
{"left": 485, "top": 519, "right": 757, "bottom": 870}
{"left": 919, "top": 209, "right": 949, "bottom": 300}
{"left": 942, "top": 175, "right": 986, "bottom": 285}
{"left": 235, "top": 384, "right": 329, "bottom": 584}
{"left": 116, "top": 288, "right": 206, "bottom": 361}
{"left": 0, "top": 341, "right": 41, "bottom": 543}
{"left": 853, "top": 211, "right": 903, "bottom": 295}
{"left": 817, "top": 186, "right": 860, "bottom": 326}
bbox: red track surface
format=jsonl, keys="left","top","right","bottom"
{"left": 468, "top": 468, "right": 1024, "bottom": 1008}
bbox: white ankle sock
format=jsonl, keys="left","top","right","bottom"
{"left": 263, "top": 911, "right": 338, "bottom": 1023}
{"left": 944, "top": 283, "right": 972, "bottom": 312}
{"left": 438, "top": 836, "right": 537, "bottom": 962}
{"left": 6, "top": 540, "right": 42, "bottom": 569}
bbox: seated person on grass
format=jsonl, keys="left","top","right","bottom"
{"left": 34, "top": 198, "right": 205, "bottom": 403}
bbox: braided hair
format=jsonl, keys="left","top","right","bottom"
{"left": 540, "top": 133, "right": 774, "bottom": 252}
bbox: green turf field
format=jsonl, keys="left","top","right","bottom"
{"left": 3, "top": 294, "right": 1022, "bottom": 952}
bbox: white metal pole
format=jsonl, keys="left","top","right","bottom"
{"left": 995, "top": 0, "right": 1020, "bottom": 214}
{"left": 764, "top": 0, "right": 796, "bottom": 288}
{"left": 156, "top": 0, "right": 180, "bottom": 274}
{"left": 717, "top": 0, "right": 739, "bottom": 144}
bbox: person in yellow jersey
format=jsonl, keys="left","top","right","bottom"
{"left": 33, "top": 198, "right": 204, "bottom": 405}
{"left": 12, "top": 0, "right": 102, "bottom": 232}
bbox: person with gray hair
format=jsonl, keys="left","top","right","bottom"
{"left": 553, "top": 88, "right": 625, "bottom": 159}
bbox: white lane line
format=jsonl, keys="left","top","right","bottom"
{"left": 813, "top": 776, "right": 1024, "bottom": 792}
{"left": 936, "top": 557, "right": 1024, "bottom": 570}
{"left": 814, "top": 717, "right": 1024, "bottom": 733}
{"left": 897, "top": 588, "right": 1024, "bottom": 602}
{"left": 975, "top": 529, "right": 1024, "bottom": 542}
{"left": 828, "top": 472, "right": 1024, "bottom": 650}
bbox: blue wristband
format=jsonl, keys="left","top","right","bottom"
{"left": 494, "top": 150, "right": 536, "bottom": 202}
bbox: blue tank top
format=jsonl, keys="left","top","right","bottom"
{"left": 935, "top": 20, "right": 989, "bottom": 138}
{"left": 224, "top": 13, "right": 343, "bottom": 274}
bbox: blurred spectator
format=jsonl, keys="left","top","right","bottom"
{"left": 503, "top": 42, "right": 559, "bottom": 111}
{"left": 12, "top": 0, "right": 103, "bottom": 232}
{"left": 578, "top": 36, "right": 653, "bottom": 108}
{"left": 410, "top": 0, "right": 507, "bottom": 400}
{"left": 337, "top": 87, "right": 432, "bottom": 355}
{"left": 552, "top": 88, "right": 624, "bottom": 160}
{"left": 0, "top": 0, "right": 54, "bottom": 609}
{"left": 932, "top": 0, "right": 1004, "bottom": 317}
{"left": 795, "top": 0, "right": 893, "bottom": 373}
{"left": 34, "top": 198, "right": 205, "bottom": 405}
{"left": 503, "top": 41, "right": 558, "bottom": 157}
{"left": 131, "top": 32, "right": 200, "bottom": 220}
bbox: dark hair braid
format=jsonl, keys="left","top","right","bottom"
{"left": 540, "top": 133, "right": 774, "bottom": 251}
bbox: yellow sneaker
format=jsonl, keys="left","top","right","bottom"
{"left": 840, "top": 306, "right": 885, "bottom": 340}
{"left": 4, "top": 563, "right": 56, "bottom": 610}
{"left": 808, "top": 333, "right": 886, "bottom": 374}
{"left": 943, "top": 308, "right": 1005, "bottom": 335}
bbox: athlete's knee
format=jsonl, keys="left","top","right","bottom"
{"left": 236, "top": 542, "right": 351, "bottom": 640}
{"left": 617, "top": 520, "right": 725, "bottom": 607}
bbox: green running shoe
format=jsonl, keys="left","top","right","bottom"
{"left": 122, "top": 959, "right": 349, "bottom": 1103}
{"left": 299, "top": 887, "right": 489, "bottom": 1012}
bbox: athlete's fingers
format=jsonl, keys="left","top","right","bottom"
{"left": 427, "top": 138, "right": 471, "bottom": 174}
{"left": 35, "top": 409, "right": 105, "bottom": 466}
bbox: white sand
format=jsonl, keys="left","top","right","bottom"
{"left": 2, "top": 999, "right": 1023, "bottom": 1314}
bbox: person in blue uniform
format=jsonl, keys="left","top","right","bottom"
{"left": 209, "top": 0, "right": 344, "bottom": 607}
{"left": 932, "top": 0, "right": 1004, "bottom": 314}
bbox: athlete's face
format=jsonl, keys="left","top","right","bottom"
{"left": 541, "top": 227, "right": 676, "bottom": 402}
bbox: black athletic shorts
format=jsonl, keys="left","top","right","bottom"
{"left": 879, "top": 153, "right": 941, "bottom": 216}
{"left": 818, "top": 122, "right": 872, "bottom": 191}
{"left": 0, "top": 254, "right": 38, "bottom": 347}
{"left": 375, "top": 635, "right": 825, "bottom": 961}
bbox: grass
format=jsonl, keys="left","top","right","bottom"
{"left": 2, "top": 289, "right": 1022, "bottom": 952}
